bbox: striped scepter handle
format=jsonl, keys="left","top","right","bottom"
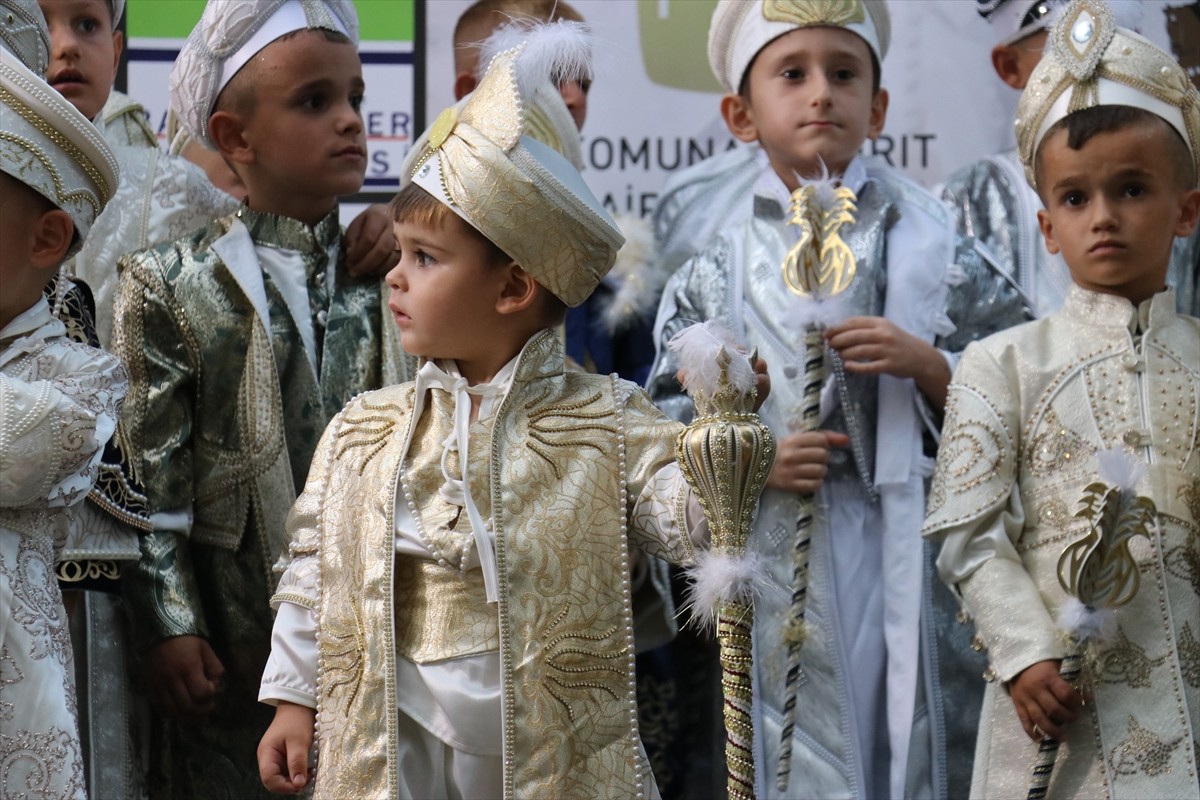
{"left": 1027, "top": 638, "right": 1083, "bottom": 799}
{"left": 719, "top": 599, "right": 756, "bottom": 800}
{"left": 776, "top": 326, "right": 825, "bottom": 791}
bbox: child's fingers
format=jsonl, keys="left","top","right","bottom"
{"left": 824, "top": 431, "right": 850, "bottom": 447}
{"left": 258, "top": 742, "right": 300, "bottom": 794}
{"left": 285, "top": 737, "right": 310, "bottom": 791}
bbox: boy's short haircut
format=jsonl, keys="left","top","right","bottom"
{"left": 390, "top": 182, "right": 569, "bottom": 324}
{"left": 1035, "top": 106, "right": 1197, "bottom": 191}
{"left": 213, "top": 27, "right": 355, "bottom": 120}
{"left": 391, "top": 182, "right": 511, "bottom": 265}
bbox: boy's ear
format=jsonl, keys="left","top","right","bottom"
{"left": 208, "top": 110, "right": 254, "bottom": 166}
{"left": 454, "top": 72, "right": 477, "bottom": 102}
{"left": 1174, "top": 188, "right": 1200, "bottom": 238}
{"left": 30, "top": 209, "right": 75, "bottom": 269}
{"left": 867, "top": 88, "right": 889, "bottom": 141}
{"left": 991, "top": 44, "right": 1025, "bottom": 90}
{"left": 494, "top": 263, "right": 539, "bottom": 316}
{"left": 1036, "top": 208, "right": 1061, "bottom": 256}
{"left": 720, "top": 93, "right": 759, "bottom": 144}
{"left": 111, "top": 29, "right": 123, "bottom": 78}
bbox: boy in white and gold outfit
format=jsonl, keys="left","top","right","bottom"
{"left": 0, "top": 27, "right": 124, "bottom": 799}
{"left": 255, "top": 24, "right": 746, "bottom": 800}
{"left": 924, "top": 1, "right": 1200, "bottom": 796}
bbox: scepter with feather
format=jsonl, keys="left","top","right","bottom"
{"left": 671, "top": 321, "right": 776, "bottom": 800}
{"left": 1027, "top": 448, "right": 1156, "bottom": 799}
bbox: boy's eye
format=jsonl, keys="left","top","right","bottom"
{"left": 781, "top": 68, "right": 804, "bottom": 80}
{"left": 1123, "top": 183, "right": 1146, "bottom": 198}
{"left": 832, "top": 68, "right": 856, "bottom": 82}
{"left": 414, "top": 250, "right": 435, "bottom": 268}
{"left": 301, "top": 94, "right": 327, "bottom": 111}
{"left": 76, "top": 16, "right": 99, "bottom": 34}
{"left": 350, "top": 93, "right": 365, "bottom": 112}
{"left": 1063, "top": 191, "right": 1086, "bottom": 207}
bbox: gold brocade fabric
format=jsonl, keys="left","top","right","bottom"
{"left": 393, "top": 559, "right": 498, "bottom": 662}
{"left": 295, "top": 331, "right": 691, "bottom": 800}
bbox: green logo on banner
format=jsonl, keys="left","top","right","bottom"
{"left": 637, "top": 0, "right": 722, "bottom": 93}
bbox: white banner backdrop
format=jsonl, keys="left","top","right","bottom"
{"left": 424, "top": 0, "right": 1192, "bottom": 220}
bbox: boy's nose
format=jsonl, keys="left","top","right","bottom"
{"left": 809, "top": 74, "right": 833, "bottom": 106}
{"left": 1090, "top": 198, "right": 1119, "bottom": 230}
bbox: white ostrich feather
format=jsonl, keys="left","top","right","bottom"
{"left": 782, "top": 293, "right": 853, "bottom": 331}
{"left": 478, "top": 19, "right": 595, "bottom": 98}
{"left": 683, "top": 549, "right": 772, "bottom": 631}
{"left": 601, "top": 212, "right": 668, "bottom": 334}
{"left": 667, "top": 319, "right": 756, "bottom": 398}
{"left": 1095, "top": 446, "right": 1144, "bottom": 493}
{"left": 1057, "top": 596, "right": 1119, "bottom": 643}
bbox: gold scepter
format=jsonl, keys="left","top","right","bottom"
{"left": 670, "top": 321, "right": 776, "bottom": 800}
{"left": 1027, "top": 448, "right": 1155, "bottom": 799}
{"left": 776, "top": 170, "right": 859, "bottom": 789}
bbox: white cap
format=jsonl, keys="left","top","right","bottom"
{"left": 169, "top": 0, "right": 358, "bottom": 148}
{"left": 708, "top": 0, "right": 891, "bottom": 95}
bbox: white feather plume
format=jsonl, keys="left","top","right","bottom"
{"left": 683, "top": 549, "right": 772, "bottom": 631}
{"left": 1095, "top": 446, "right": 1144, "bottom": 493}
{"left": 782, "top": 293, "right": 852, "bottom": 331}
{"left": 667, "top": 319, "right": 756, "bottom": 398}
{"left": 477, "top": 19, "right": 595, "bottom": 99}
{"left": 1057, "top": 596, "right": 1119, "bottom": 642}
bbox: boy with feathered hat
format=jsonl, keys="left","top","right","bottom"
{"left": 646, "top": 2, "right": 1032, "bottom": 797}
{"left": 0, "top": 15, "right": 124, "bottom": 798}
{"left": 255, "top": 22, "right": 762, "bottom": 800}
{"left": 924, "top": 0, "right": 1200, "bottom": 796}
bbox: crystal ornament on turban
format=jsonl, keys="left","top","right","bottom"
{"left": 169, "top": 0, "right": 358, "bottom": 148}
{"left": 1, "top": 46, "right": 118, "bottom": 256}
{"left": 1015, "top": 0, "right": 1200, "bottom": 188}
{"left": 707, "top": 0, "right": 891, "bottom": 95}
{"left": 403, "top": 21, "right": 623, "bottom": 308}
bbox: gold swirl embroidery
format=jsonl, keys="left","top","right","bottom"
{"left": 542, "top": 604, "right": 624, "bottom": 722}
{"left": 525, "top": 390, "right": 616, "bottom": 478}
{"left": 1109, "top": 715, "right": 1184, "bottom": 777}
{"left": 335, "top": 399, "right": 405, "bottom": 473}
{"left": 323, "top": 596, "right": 365, "bottom": 712}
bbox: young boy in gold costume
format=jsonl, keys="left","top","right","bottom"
{"left": 256, "top": 23, "right": 764, "bottom": 800}
{"left": 925, "top": 1, "right": 1200, "bottom": 795}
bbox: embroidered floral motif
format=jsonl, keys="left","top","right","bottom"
{"left": 1179, "top": 479, "right": 1200, "bottom": 524}
{"left": 1177, "top": 622, "right": 1200, "bottom": 688}
{"left": 1109, "top": 715, "right": 1184, "bottom": 777}
{"left": 542, "top": 604, "right": 624, "bottom": 721}
{"left": 1096, "top": 627, "right": 1168, "bottom": 688}
{"left": 1026, "top": 410, "right": 1093, "bottom": 477}
{"left": 1164, "top": 537, "right": 1200, "bottom": 597}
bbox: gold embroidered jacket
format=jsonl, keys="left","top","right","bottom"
{"left": 279, "top": 331, "right": 698, "bottom": 799}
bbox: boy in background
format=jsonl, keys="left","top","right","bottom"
{"left": 113, "top": 1, "right": 384, "bottom": 796}
{"left": 0, "top": 31, "right": 124, "bottom": 799}
{"left": 924, "top": 1, "right": 1200, "bottom": 795}
{"left": 648, "top": 1, "right": 1028, "bottom": 797}
{"left": 942, "top": 0, "right": 1198, "bottom": 317}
